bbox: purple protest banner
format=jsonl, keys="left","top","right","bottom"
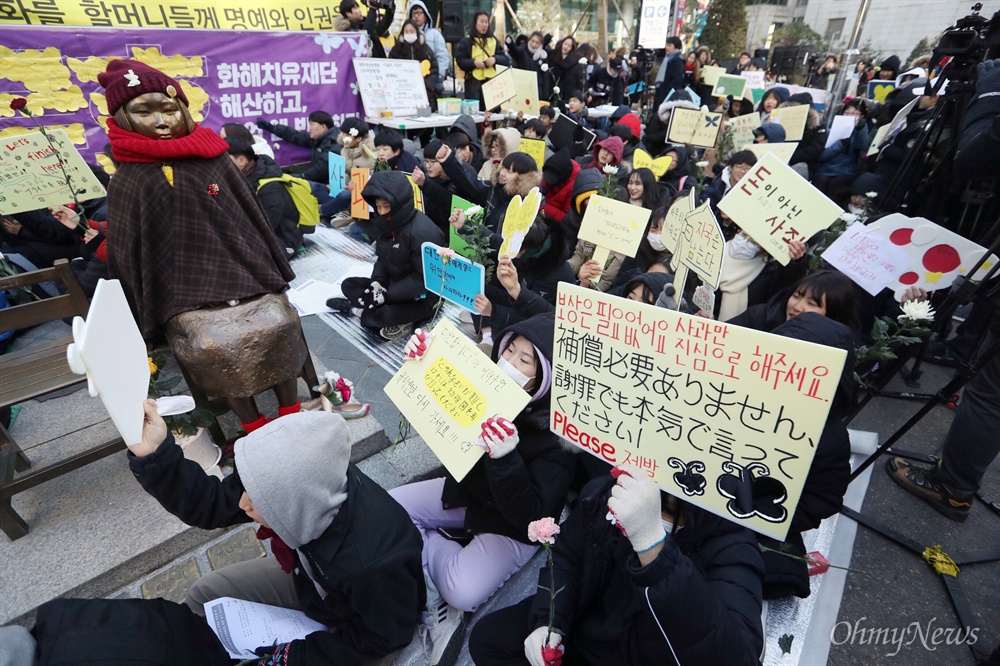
{"left": 1, "top": 26, "right": 367, "bottom": 170}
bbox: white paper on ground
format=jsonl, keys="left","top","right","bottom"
{"left": 204, "top": 597, "right": 328, "bottom": 659}
{"left": 155, "top": 395, "right": 195, "bottom": 416}
{"left": 825, "top": 115, "right": 856, "bottom": 148}
{"left": 287, "top": 262, "right": 373, "bottom": 316}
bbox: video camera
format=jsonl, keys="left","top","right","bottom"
{"left": 630, "top": 47, "right": 656, "bottom": 72}
{"left": 930, "top": 3, "right": 995, "bottom": 89}
{"left": 366, "top": 0, "right": 394, "bottom": 11}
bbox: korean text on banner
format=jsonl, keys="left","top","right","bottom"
{"left": 744, "top": 141, "right": 799, "bottom": 164}
{"left": 350, "top": 168, "right": 369, "bottom": 219}
{"left": 678, "top": 202, "right": 725, "bottom": 289}
{"left": 518, "top": 137, "right": 547, "bottom": 166}
{"left": 482, "top": 68, "right": 517, "bottom": 109}
{"left": 667, "top": 107, "right": 723, "bottom": 149}
{"left": 726, "top": 113, "right": 761, "bottom": 154}
{"left": 551, "top": 283, "right": 847, "bottom": 540}
{"left": 822, "top": 224, "right": 913, "bottom": 296}
{"left": 421, "top": 242, "right": 485, "bottom": 313}
{"left": 0, "top": 129, "right": 107, "bottom": 216}
{"left": 328, "top": 152, "right": 345, "bottom": 193}
{"left": 577, "top": 195, "right": 652, "bottom": 258}
{"left": 384, "top": 320, "right": 531, "bottom": 482}
{"left": 718, "top": 152, "right": 842, "bottom": 266}
{"left": 769, "top": 104, "right": 810, "bottom": 142}
{"left": 1, "top": 26, "right": 364, "bottom": 170}
{"left": 353, "top": 57, "right": 430, "bottom": 117}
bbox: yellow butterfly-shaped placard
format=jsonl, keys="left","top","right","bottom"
{"left": 499, "top": 187, "right": 542, "bottom": 257}
{"left": 632, "top": 149, "right": 673, "bottom": 178}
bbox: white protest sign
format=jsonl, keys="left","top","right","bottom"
{"left": 0, "top": 129, "right": 107, "bottom": 215}
{"left": 352, "top": 57, "right": 430, "bottom": 117}
{"left": 551, "top": 282, "right": 847, "bottom": 541}
{"left": 482, "top": 67, "right": 517, "bottom": 109}
{"left": 741, "top": 70, "right": 766, "bottom": 89}
{"left": 825, "top": 115, "right": 856, "bottom": 148}
{"left": 678, "top": 202, "right": 726, "bottom": 289}
{"left": 718, "top": 152, "right": 842, "bottom": 265}
{"left": 384, "top": 320, "right": 530, "bottom": 482}
{"left": 823, "top": 224, "right": 914, "bottom": 296}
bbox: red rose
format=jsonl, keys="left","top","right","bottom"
{"left": 10, "top": 97, "right": 27, "bottom": 111}
{"left": 541, "top": 644, "right": 563, "bottom": 666}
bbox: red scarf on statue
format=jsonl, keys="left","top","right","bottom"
{"left": 106, "top": 117, "right": 229, "bottom": 163}
{"left": 256, "top": 526, "right": 296, "bottom": 574}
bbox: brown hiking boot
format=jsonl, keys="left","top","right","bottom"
{"left": 886, "top": 457, "right": 972, "bottom": 522}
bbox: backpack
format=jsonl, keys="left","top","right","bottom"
{"left": 257, "top": 174, "right": 320, "bottom": 229}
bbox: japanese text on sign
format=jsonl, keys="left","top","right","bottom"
{"left": 717, "top": 152, "right": 842, "bottom": 266}
{"left": 550, "top": 283, "right": 847, "bottom": 540}
{"left": 384, "top": 320, "right": 530, "bottom": 482}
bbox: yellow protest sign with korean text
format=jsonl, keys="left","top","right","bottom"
{"left": 577, "top": 195, "right": 652, "bottom": 258}
{"left": 384, "top": 320, "right": 530, "bottom": 482}
{"left": 518, "top": 137, "right": 547, "bottom": 167}
{"left": 678, "top": 202, "right": 725, "bottom": 289}
{"left": 550, "top": 283, "right": 847, "bottom": 540}
{"left": 350, "top": 168, "right": 369, "bottom": 219}
{"left": 726, "top": 113, "right": 761, "bottom": 153}
{"left": 769, "top": 105, "right": 810, "bottom": 142}
{"left": 718, "top": 152, "right": 842, "bottom": 265}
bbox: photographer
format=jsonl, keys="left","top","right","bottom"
{"left": 335, "top": 0, "right": 395, "bottom": 58}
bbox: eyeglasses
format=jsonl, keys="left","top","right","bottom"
{"left": 731, "top": 163, "right": 751, "bottom": 173}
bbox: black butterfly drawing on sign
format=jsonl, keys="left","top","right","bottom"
{"left": 716, "top": 461, "right": 787, "bottom": 523}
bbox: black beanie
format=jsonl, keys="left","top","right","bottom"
{"left": 542, "top": 148, "right": 573, "bottom": 186}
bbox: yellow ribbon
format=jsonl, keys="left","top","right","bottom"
{"left": 922, "top": 545, "right": 959, "bottom": 577}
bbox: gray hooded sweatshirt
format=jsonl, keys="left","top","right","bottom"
{"left": 408, "top": 0, "right": 450, "bottom": 83}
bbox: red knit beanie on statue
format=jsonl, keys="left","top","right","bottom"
{"left": 97, "top": 59, "right": 189, "bottom": 116}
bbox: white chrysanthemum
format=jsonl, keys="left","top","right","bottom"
{"left": 540, "top": 63, "right": 549, "bottom": 72}
{"left": 348, "top": 128, "right": 359, "bottom": 137}
{"left": 899, "top": 300, "right": 935, "bottom": 322}
{"left": 602, "top": 164, "right": 619, "bottom": 175}
{"left": 866, "top": 191, "right": 878, "bottom": 198}
{"left": 579, "top": 57, "right": 588, "bottom": 65}
{"left": 695, "top": 161, "right": 709, "bottom": 168}
{"left": 465, "top": 205, "right": 483, "bottom": 217}
{"left": 552, "top": 86, "right": 560, "bottom": 95}
{"left": 840, "top": 212, "right": 859, "bottom": 224}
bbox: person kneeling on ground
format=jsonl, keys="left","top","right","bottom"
{"left": 469, "top": 464, "right": 764, "bottom": 665}
{"left": 327, "top": 170, "right": 445, "bottom": 341}
{"left": 127, "top": 403, "right": 426, "bottom": 665}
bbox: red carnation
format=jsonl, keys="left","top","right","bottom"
{"left": 541, "top": 644, "right": 563, "bottom": 666}
{"left": 10, "top": 97, "right": 27, "bottom": 111}
{"left": 207, "top": 183, "right": 220, "bottom": 196}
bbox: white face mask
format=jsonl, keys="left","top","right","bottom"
{"left": 647, "top": 232, "right": 667, "bottom": 252}
{"left": 729, "top": 234, "right": 760, "bottom": 260}
{"left": 402, "top": 32, "right": 418, "bottom": 43}
{"left": 497, "top": 356, "right": 535, "bottom": 388}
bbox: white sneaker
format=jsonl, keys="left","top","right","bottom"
{"left": 427, "top": 600, "right": 465, "bottom": 666}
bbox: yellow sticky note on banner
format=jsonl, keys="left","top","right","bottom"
{"left": 384, "top": 320, "right": 530, "bottom": 482}
{"left": 770, "top": 105, "right": 810, "bottom": 142}
{"left": 551, "top": 282, "right": 847, "bottom": 541}
{"left": 577, "top": 195, "right": 652, "bottom": 258}
{"left": 632, "top": 149, "right": 673, "bottom": 178}
{"left": 718, "top": 152, "right": 842, "bottom": 265}
{"left": 519, "top": 137, "right": 547, "bottom": 166}
{"left": 499, "top": 187, "right": 542, "bottom": 257}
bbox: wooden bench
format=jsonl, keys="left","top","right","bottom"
{"left": 0, "top": 259, "right": 125, "bottom": 540}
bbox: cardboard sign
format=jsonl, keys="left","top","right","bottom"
{"left": 503, "top": 67, "right": 541, "bottom": 116}
{"left": 482, "top": 67, "right": 517, "bottom": 110}
{"left": 577, "top": 195, "right": 652, "bottom": 258}
{"left": 867, "top": 80, "right": 895, "bottom": 102}
{"left": 449, "top": 194, "right": 477, "bottom": 259}
{"left": 421, "top": 242, "right": 485, "bottom": 313}
{"left": 718, "top": 152, "right": 842, "bottom": 265}
{"left": 769, "top": 105, "right": 809, "bottom": 142}
{"left": 499, "top": 187, "right": 542, "bottom": 257}
{"left": 350, "top": 168, "right": 369, "bottom": 219}
{"left": 64, "top": 279, "right": 152, "bottom": 446}
{"left": 352, "top": 57, "right": 429, "bottom": 117}
{"left": 518, "top": 137, "right": 547, "bottom": 167}
{"left": 823, "top": 224, "right": 914, "bottom": 296}
{"left": 867, "top": 213, "right": 999, "bottom": 299}
{"left": 713, "top": 74, "right": 748, "bottom": 98}
{"left": 0, "top": 129, "right": 107, "bottom": 215}
{"left": 740, "top": 70, "right": 765, "bottom": 89}
{"left": 551, "top": 282, "right": 847, "bottom": 541}
{"left": 406, "top": 174, "right": 424, "bottom": 212}
{"left": 701, "top": 65, "right": 726, "bottom": 89}
{"left": 678, "top": 202, "right": 725, "bottom": 289}
{"left": 664, "top": 190, "right": 696, "bottom": 269}
{"left": 384, "top": 319, "right": 530, "bottom": 482}
{"left": 667, "top": 107, "right": 723, "bottom": 148}
{"left": 328, "top": 151, "right": 345, "bottom": 193}
{"left": 726, "top": 113, "right": 761, "bottom": 153}
{"left": 632, "top": 149, "right": 673, "bottom": 178}
{"left": 744, "top": 141, "right": 799, "bottom": 164}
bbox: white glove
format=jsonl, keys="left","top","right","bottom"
{"left": 403, "top": 328, "right": 433, "bottom": 362}
{"left": 364, "top": 280, "right": 387, "bottom": 307}
{"left": 607, "top": 464, "right": 666, "bottom": 553}
{"left": 475, "top": 415, "right": 519, "bottom": 459}
{"left": 524, "top": 626, "right": 563, "bottom": 666}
